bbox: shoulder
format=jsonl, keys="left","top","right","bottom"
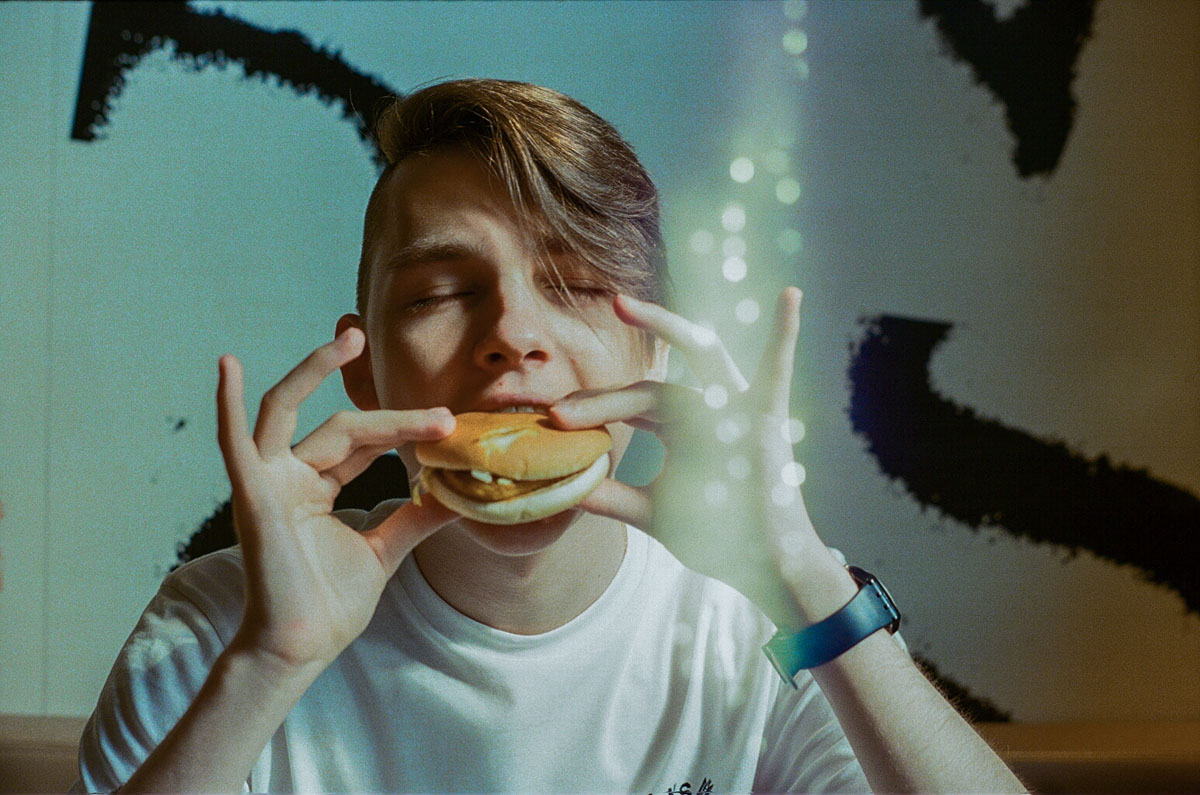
{"left": 153, "top": 500, "right": 407, "bottom": 641}
{"left": 156, "top": 547, "right": 247, "bottom": 646}
{"left": 75, "top": 550, "right": 250, "bottom": 791}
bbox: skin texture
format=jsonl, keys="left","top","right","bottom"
{"left": 336, "top": 150, "right": 665, "bottom": 632}
{"left": 118, "top": 148, "right": 1025, "bottom": 794}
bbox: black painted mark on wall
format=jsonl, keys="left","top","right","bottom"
{"left": 913, "top": 654, "right": 1010, "bottom": 723}
{"left": 68, "top": 3, "right": 408, "bottom": 576}
{"left": 71, "top": 1, "right": 399, "bottom": 169}
{"left": 918, "top": 0, "right": 1096, "bottom": 177}
{"left": 849, "top": 314, "right": 1200, "bottom": 615}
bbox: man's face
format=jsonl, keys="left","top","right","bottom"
{"left": 342, "top": 148, "right": 662, "bottom": 553}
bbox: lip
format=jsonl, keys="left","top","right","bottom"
{"left": 468, "top": 394, "right": 558, "bottom": 413}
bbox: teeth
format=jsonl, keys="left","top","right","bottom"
{"left": 496, "top": 405, "right": 543, "bottom": 413}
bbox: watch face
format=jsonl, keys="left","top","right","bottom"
{"left": 847, "top": 565, "right": 873, "bottom": 586}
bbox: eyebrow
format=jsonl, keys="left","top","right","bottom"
{"left": 378, "top": 234, "right": 571, "bottom": 274}
{"left": 378, "top": 236, "right": 491, "bottom": 274}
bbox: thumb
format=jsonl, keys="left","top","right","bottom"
{"left": 361, "top": 495, "right": 459, "bottom": 576}
{"left": 579, "top": 479, "right": 654, "bottom": 531}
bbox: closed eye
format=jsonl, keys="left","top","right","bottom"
{"left": 403, "top": 290, "right": 474, "bottom": 314}
{"left": 544, "top": 281, "right": 612, "bottom": 301}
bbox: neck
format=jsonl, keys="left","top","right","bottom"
{"left": 411, "top": 512, "right": 628, "bottom": 634}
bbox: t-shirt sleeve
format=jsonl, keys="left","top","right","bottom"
{"left": 72, "top": 552, "right": 245, "bottom": 793}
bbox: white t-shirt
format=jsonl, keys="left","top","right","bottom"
{"left": 75, "top": 500, "right": 870, "bottom": 793}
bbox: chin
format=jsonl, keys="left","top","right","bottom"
{"left": 456, "top": 508, "right": 585, "bottom": 557}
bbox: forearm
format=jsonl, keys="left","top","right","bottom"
{"left": 787, "top": 549, "right": 1026, "bottom": 794}
{"left": 118, "top": 643, "right": 325, "bottom": 794}
{"left": 813, "top": 631, "right": 1025, "bottom": 794}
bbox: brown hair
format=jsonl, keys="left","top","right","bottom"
{"left": 356, "top": 78, "right": 671, "bottom": 318}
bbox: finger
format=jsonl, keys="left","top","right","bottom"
{"left": 614, "top": 295, "right": 749, "bottom": 392}
{"left": 361, "top": 494, "right": 459, "bottom": 576}
{"left": 578, "top": 479, "right": 654, "bottom": 530}
{"left": 254, "top": 329, "right": 366, "bottom": 456}
{"left": 550, "top": 380, "right": 693, "bottom": 432}
{"left": 216, "top": 355, "right": 259, "bottom": 484}
{"left": 754, "top": 287, "right": 803, "bottom": 417}
{"left": 319, "top": 446, "right": 396, "bottom": 489}
{"left": 292, "top": 408, "right": 455, "bottom": 473}
{"left": 624, "top": 416, "right": 665, "bottom": 435}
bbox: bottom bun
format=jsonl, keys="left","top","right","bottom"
{"left": 421, "top": 453, "right": 610, "bottom": 525}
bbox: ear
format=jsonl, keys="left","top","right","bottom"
{"left": 336, "top": 314, "right": 380, "bottom": 411}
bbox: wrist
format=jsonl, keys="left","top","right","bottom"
{"left": 773, "top": 542, "right": 860, "bottom": 632}
{"left": 764, "top": 563, "right": 903, "bottom": 684}
{"left": 223, "top": 632, "right": 331, "bottom": 696}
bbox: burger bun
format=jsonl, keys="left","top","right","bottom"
{"left": 420, "top": 451, "right": 610, "bottom": 525}
{"left": 414, "top": 412, "right": 612, "bottom": 525}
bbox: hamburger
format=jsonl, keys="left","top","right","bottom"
{"left": 413, "top": 411, "right": 612, "bottom": 525}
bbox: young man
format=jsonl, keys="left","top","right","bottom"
{"left": 75, "top": 79, "right": 1023, "bottom": 793}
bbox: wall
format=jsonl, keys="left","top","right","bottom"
{"left": 1, "top": 0, "right": 1196, "bottom": 723}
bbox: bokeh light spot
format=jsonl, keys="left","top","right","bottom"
{"left": 730, "top": 157, "right": 755, "bottom": 183}
{"left": 704, "top": 480, "right": 728, "bottom": 507}
{"left": 783, "top": 0, "right": 808, "bottom": 21}
{"left": 716, "top": 417, "right": 743, "bottom": 444}
{"left": 771, "top": 483, "right": 797, "bottom": 507}
{"left": 727, "top": 454, "right": 751, "bottom": 480}
{"left": 776, "top": 228, "right": 803, "bottom": 254}
{"left": 781, "top": 417, "right": 806, "bottom": 444}
{"left": 704, "top": 383, "right": 729, "bottom": 409}
{"left": 722, "top": 256, "right": 747, "bottom": 282}
{"left": 721, "top": 203, "right": 746, "bottom": 233}
{"left": 776, "top": 178, "right": 802, "bottom": 205}
{"left": 782, "top": 28, "right": 808, "bottom": 55}
{"left": 735, "top": 298, "right": 760, "bottom": 324}
{"left": 781, "top": 461, "right": 807, "bottom": 487}
{"left": 690, "top": 323, "right": 719, "bottom": 348}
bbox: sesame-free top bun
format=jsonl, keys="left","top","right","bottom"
{"left": 414, "top": 412, "right": 611, "bottom": 480}
{"left": 413, "top": 412, "right": 613, "bottom": 525}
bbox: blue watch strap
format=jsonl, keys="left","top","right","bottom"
{"left": 762, "top": 566, "right": 901, "bottom": 687}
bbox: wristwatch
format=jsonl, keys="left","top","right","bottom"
{"left": 762, "top": 566, "right": 901, "bottom": 687}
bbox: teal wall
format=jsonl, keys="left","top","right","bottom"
{"left": 1, "top": 0, "right": 1197, "bottom": 722}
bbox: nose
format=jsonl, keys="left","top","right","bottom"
{"left": 471, "top": 286, "right": 553, "bottom": 373}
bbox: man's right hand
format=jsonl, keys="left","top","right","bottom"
{"left": 216, "top": 327, "right": 458, "bottom": 672}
